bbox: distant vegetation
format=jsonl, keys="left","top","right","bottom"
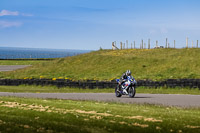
{"left": 1, "top": 48, "right": 200, "bottom": 81}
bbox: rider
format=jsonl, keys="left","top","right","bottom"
{"left": 119, "top": 70, "right": 132, "bottom": 94}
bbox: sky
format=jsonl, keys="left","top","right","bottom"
{"left": 0, "top": 0, "right": 200, "bottom": 50}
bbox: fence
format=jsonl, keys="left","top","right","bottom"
{"left": 112, "top": 37, "right": 199, "bottom": 50}
{"left": 0, "top": 79, "right": 200, "bottom": 89}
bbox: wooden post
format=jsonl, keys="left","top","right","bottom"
{"left": 131, "top": 43, "right": 133, "bottom": 49}
{"left": 134, "top": 41, "right": 136, "bottom": 49}
{"left": 123, "top": 43, "right": 125, "bottom": 49}
{"left": 148, "top": 39, "right": 150, "bottom": 49}
{"left": 144, "top": 43, "right": 146, "bottom": 49}
{"left": 197, "top": 40, "right": 199, "bottom": 48}
{"left": 168, "top": 43, "right": 170, "bottom": 48}
{"left": 174, "top": 40, "right": 176, "bottom": 48}
{"left": 126, "top": 40, "right": 128, "bottom": 49}
{"left": 186, "top": 37, "right": 188, "bottom": 48}
{"left": 156, "top": 40, "right": 158, "bottom": 48}
{"left": 142, "top": 39, "right": 143, "bottom": 49}
{"left": 120, "top": 42, "right": 122, "bottom": 50}
{"left": 166, "top": 38, "right": 168, "bottom": 48}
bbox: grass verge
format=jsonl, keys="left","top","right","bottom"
{"left": 0, "top": 85, "right": 200, "bottom": 95}
{"left": 0, "top": 97, "right": 199, "bottom": 133}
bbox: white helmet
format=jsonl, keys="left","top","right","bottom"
{"left": 126, "top": 70, "right": 131, "bottom": 76}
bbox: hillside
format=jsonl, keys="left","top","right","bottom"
{"left": 1, "top": 48, "right": 200, "bottom": 81}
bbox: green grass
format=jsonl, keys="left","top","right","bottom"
{"left": 0, "top": 97, "right": 199, "bottom": 133}
{"left": 1, "top": 48, "right": 200, "bottom": 81}
{"left": 0, "top": 85, "right": 200, "bottom": 95}
{"left": 0, "top": 60, "right": 50, "bottom": 65}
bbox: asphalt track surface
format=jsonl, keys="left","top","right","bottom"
{"left": 0, "top": 65, "right": 31, "bottom": 71}
{"left": 0, "top": 92, "right": 199, "bottom": 107}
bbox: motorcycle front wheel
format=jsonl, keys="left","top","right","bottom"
{"left": 129, "top": 86, "right": 136, "bottom": 98}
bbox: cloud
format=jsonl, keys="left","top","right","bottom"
{"left": 0, "top": 21, "right": 22, "bottom": 28}
{"left": 0, "top": 10, "right": 33, "bottom": 17}
{"left": 21, "top": 13, "right": 33, "bottom": 17}
{"left": 0, "top": 10, "right": 19, "bottom": 16}
{"left": 0, "top": 10, "right": 33, "bottom": 28}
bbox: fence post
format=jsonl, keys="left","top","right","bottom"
{"left": 144, "top": 43, "right": 146, "bottom": 49}
{"left": 148, "top": 39, "right": 150, "bottom": 49}
{"left": 174, "top": 40, "right": 176, "bottom": 48}
{"left": 186, "top": 37, "right": 188, "bottom": 48}
{"left": 148, "top": 39, "right": 151, "bottom": 49}
{"left": 142, "top": 39, "right": 143, "bottom": 49}
{"left": 120, "top": 42, "right": 122, "bottom": 50}
{"left": 134, "top": 41, "right": 136, "bottom": 49}
{"left": 168, "top": 43, "right": 170, "bottom": 48}
{"left": 131, "top": 43, "right": 133, "bottom": 49}
{"left": 166, "top": 38, "right": 168, "bottom": 48}
{"left": 197, "top": 40, "right": 199, "bottom": 48}
{"left": 156, "top": 40, "right": 158, "bottom": 48}
{"left": 123, "top": 43, "right": 125, "bottom": 49}
{"left": 126, "top": 40, "right": 128, "bottom": 49}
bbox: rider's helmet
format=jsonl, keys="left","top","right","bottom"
{"left": 126, "top": 70, "right": 131, "bottom": 76}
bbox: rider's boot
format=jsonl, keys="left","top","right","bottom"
{"left": 123, "top": 86, "right": 128, "bottom": 95}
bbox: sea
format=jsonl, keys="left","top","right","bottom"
{"left": 0, "top": 47, "right": 91, "bottom": 59}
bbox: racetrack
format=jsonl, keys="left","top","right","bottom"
{"left": 0, "top": 92, "right": 199, "bottom": 107}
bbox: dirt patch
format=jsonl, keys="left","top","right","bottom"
{"left": 144, "top": 118, "right": 163, "bottom": 122}
{"left": 90, "top": 115, "right": 102, "bottom": 120}
{"left": 126, "top": 116, "right": 143, "bottom": 120}
{"left": 75, "top": 110, "right": 112, "bottom": 117}
{"left": 132, "top": 123, "right": 149, "bottom": 128}
{"left": 119, "top": 121, "right": 127, "bottom": 125}
{"left": 156, "top": 126, "right": 161, "bottom": 130}
{"left": 185, "top": 125, "right": 200, "bottom": 129}
{"left": 109, "top": 120, "right": 116, "bottom": 123}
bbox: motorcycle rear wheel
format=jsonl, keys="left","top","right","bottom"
{"left": 129, "top": 86, "right": 136, "bottom": 98}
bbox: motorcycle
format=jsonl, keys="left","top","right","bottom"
{"left": 115, "top": 76, "right": 136, "bottom": 98}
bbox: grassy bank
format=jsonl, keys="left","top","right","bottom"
{"left": 0, "top": 85, "right": 200, "bottom": 95}
{"left": 1, "top": 48, "right": 200, "bottom": 81}
{"left": 0, "top": 59, "right": 50, "bottom": 65}
{"left": 0, "top": 97, "right": 199, "bottom": 133}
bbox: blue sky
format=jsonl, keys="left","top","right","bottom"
{"left": 0, "top": 0, "right": 200, "bottom": 50}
